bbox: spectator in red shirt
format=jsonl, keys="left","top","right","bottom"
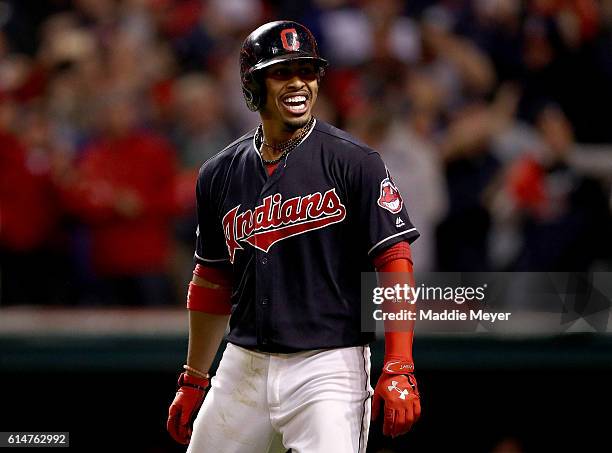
{"left": 62, "top": 90, "right": 180, "bottom": 305}
{"left": 0, "top": 124, "right": 66, "bottom": 305}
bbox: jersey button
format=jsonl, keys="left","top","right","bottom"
{"left": 261, "top": 257, "right": 268, "bottom": 265}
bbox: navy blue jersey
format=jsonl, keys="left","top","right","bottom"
{"left": 195, "top": 119, "right": 419, "bottom": 352}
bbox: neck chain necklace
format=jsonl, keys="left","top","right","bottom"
{"left": 255, "top": 117, "right": 315, "bottom": 165}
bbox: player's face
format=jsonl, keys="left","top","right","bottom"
{"left": 262, "top": 60, "right": 319, "bottom": 130}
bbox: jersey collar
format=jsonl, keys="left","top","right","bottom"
{"left": 251, "top": 118, "right": 317, "bottom": 167}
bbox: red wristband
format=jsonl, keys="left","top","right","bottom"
{"left": 187, "top": 281, "right": 231, "bottom": 315}
{"left": 177, "top": 372, "right": 210, "bottom": 393}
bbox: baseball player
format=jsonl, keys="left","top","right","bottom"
{"left": 167, "top": 21, "right": 421, "bottom": 453}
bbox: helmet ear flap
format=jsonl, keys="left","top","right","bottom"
{"left": 242, "top": 87, "right": 258, "bottom": 112}
{"left": 316, "top": 66, "right": 325, "bottom": 83}
{"left": 241, "top": 70, "right": 255, "bottom": 111}
{"left": 243, "top": 70, "right": 265, "bottom": 111}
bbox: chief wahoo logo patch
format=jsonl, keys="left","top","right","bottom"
{"left": 377, "top": 169, "right": 403, "bottom": 214}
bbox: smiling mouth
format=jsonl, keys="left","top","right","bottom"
{"left": 281, "top": 93, "right": 309, "bottom": 115}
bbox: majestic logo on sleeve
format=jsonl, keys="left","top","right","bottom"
{"left": 377, "top": 171, "right": 403, "bottom": 214}
{"left": 222, "top": 188, "right": 346, "bottom": 263}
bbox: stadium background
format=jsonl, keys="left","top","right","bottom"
{"left": 1, "top": 0, "right": 612, "bottom": 451}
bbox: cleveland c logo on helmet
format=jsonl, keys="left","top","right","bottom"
{"left": 377, "top": 170, "right": 403, "bottom": 214}
{"left": 280, "top": 28, "right": 300, "bottom": 51}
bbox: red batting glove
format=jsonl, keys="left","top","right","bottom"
{"left": 167, "top": 372, "right": 209, "bottom": 444}
{"left": 372, "top": 362, "right": 421, "bottom": 437}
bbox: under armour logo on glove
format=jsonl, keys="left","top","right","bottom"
{"left": 387, "top": 381, "right": 410, "bottom": 400}
{"left": 373, "top": 372, "right": 421, "bottom": 437}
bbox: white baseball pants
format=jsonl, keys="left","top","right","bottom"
{"left": 187, "top": 342, "right": 373, "bottom": 453}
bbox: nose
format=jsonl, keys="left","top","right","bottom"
{"left": 286, "top": 74, "right": 306, "bottom": 89}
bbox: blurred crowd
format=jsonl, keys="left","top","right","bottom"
{"left": 1, "top": 0, "right": 612, "bottom": 306}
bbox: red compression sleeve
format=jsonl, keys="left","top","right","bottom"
{"left": 373, "top": 241, "right": 412, "bottom": 269}
{"left": 374, "top": 242, "right": 415, "bottom": 369}
{"left": 193, "top": 264, "right": 232, "bottom": 287}
{"left": 187, "top": 265, "right": 232, "bottom": 314}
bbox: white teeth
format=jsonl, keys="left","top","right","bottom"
{"left": 284, "top": 95, "right": 306, "bottom": 103}
{"left": 282, "top": 94, "right": 307, "bottom": 113}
